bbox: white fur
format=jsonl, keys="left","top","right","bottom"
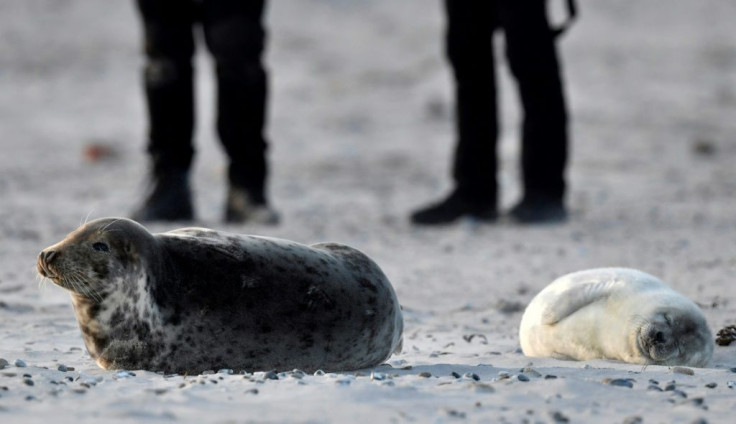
{"left": 519, "top": 268, "right": 713, "bottom": 367}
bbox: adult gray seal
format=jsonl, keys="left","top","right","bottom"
{"left": 519, "top": 268, "right": 713, "bottom": 367}
{"left": 37, "top": 218, "right": 403, "bottom": 374}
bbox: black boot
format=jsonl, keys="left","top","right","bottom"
{"left": 224, "top": 185, "right": 279, "bottom": 225}
{"left": 508, "top": 195, "right": 567, "bottom": 224}
{"left": 132, "top": 170, "right": 194, "bottom": 222}
{"left": 411, "top": 190, "right": 497, "bottom": 225}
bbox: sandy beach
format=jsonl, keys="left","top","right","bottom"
{"left": 2, "top": 0, "right": 736, "bottom": 422}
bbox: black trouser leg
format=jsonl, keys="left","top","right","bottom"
{"left": 136, "top": 0, "right": 197, "bottom": 173}
{"left": 202, "top": 0, "right": 269, "bottom": 203}
{"left": 500, "top": 0, "right": 568, "bottom": 201}
{"left": 445, "top": 0, "right": 498, "bottom": 206}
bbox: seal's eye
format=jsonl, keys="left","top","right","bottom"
{"left": 92, "top": 242, "right": 109, "bottom": 252}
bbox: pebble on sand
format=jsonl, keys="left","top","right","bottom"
{"left": 463, "top": 373, "right": 480, "bottom": 381}
{"left": 672, "top": 366, "right": 694, "bottom": 375}
{"left": 603, "top": 378, "right": 634, "bottom": 388}
{"left": 14, "top": 359, "right": 27, "bottom": 368}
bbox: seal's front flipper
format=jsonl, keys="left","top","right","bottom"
{"left": 542, "top": 280, "right": 621, "bottom": 325}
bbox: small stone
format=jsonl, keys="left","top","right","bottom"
{"left": 14, "top": 359, "right": 27, "bottom": 368}
{"left": 672, "top": 366, "right": 694, "bottom": 375}
{"left": 648, "top": 379, "right": 659, "bottom": 385}
{"left": 114, "top": 371, "right": 134, "bottom": 379}
{"left": 692, "top": 139, "right": 716, "bottom": 157}
{"left": 201, "top": 370, "right": 215, "bottom": 375}
{"left": 727, "top": 381, "right": 736, "bottom": 389}
{"left": 23, "top": 378, "right": 34, "bottom": 386}
{"left": 517, "top": 374, "right": 530, "bottom": 382}
{"left": 687, "top": 398, "right": 704, "bottom": 407}
{"left": 57, "top": 365, "right": 68, "bottom": 372}
{"left": 442, "top": 408, "right": 466, "bottom": 419}
{"left": 245, "top": 388, "right": 259, "bottom": 395}
{"left": 264, "top": 370, "right": 278, "bottom": 380}
{"left": 522, "top": 367, "right": 542, "bottom": 378}
{"left": 671, "top": 389, "right": 688, "bottom": 399}
{"left": 313, "top": 370, "right": 325, "bottom": 376}
{"left": 729, "top": 368, "right": 736, "bottom": 373}
{"left": 66, "top": 367, "right": 75, "bottom": 371}
{"left": 604, "top": 378, "right": 634, "bottom": 388}
{"left": 463, "top": 372, "right": 480, "bottom": 381}
{"left": 623, "top": 416, "right": 643, "bottom": 424}
{"left": 705, "top": 382, "right": 717, "bottom": 389}
{"left": 544, "top": 375, "right": 558, "bottom": 380}
{"left": 289, "top": 369, "right": 306, "bottom": 379}
{"left": 664, "top": 382, "right": 677, "bottom": 391}
{"left": 370, "top": 372, "right": 387, "bottom": 381}
{"left": 417, "top": 372, "right": 432, "bottom": 378}
{"left": 450, "top": 371, "right": 461, "bottom": 378}
{"left": 83, "top": 377, "right": 101, "bottom": 386}
{"left": 550, "top": 411, "right": 569, "bottom": 423}
{"left": 497, "top": 371, "right": 510, "bottom": 379}
{"left": 0, "top": 359, "right": 8, "bottom": 369}
{"left": 217, "top": 369, "right": 233, "bottom": 375}
{"left": 648, "top": 385, "right": 663, "bottom": 392}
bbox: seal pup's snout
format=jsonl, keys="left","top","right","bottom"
{"left": 37, "top": 249, "right": 59, "bottom": 278}
{"left": 642, "top": 325, "right": 676, "bottom": 362}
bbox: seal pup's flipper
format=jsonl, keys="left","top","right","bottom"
{"left": 541, "top": 279, "right": 622, "bottom": 325}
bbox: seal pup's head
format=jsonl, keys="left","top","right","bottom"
{"left": 635, "top": 307, "right": 713, "bottom": 368}
{"left": 37, "top": 217, "right": 157, "bottom": 302}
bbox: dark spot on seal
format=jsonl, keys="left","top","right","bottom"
{"left": 305, "top": 266, "right": 320, "bottom": 276}
{"left": 358, "top": 278, "right": 378, "bottom": 293}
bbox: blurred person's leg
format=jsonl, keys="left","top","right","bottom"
{"left": 133, "top": 0, "right": 197, "bottom": 221}
{"left": 501, "top": 0, "right": 569, "bottom": 223}
{"left": 202, "top": 0, "right": 278, "bottom": 224}
{"left": 411, "top": 0, "right": 498, "bottom": 225}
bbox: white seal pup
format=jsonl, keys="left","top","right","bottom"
{"left": 519, "top": 268, "right": 713, "bottom": 367}
{"left": 37, "top": 218, "right": 403, "bottom": 374}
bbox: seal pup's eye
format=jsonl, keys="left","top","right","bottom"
{"left": 92, "top": 242, "right": 109, "bottom": 252}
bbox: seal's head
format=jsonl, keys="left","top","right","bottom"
{"left": 635, "top": 307, "right": 713, "bottom": 367}
{"left": 37, "top": 218, "right": 157, "bottom": 301}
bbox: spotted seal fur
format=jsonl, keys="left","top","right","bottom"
{"left": 37, "top": 218, "right": 403, "bottom": 374}
{"left": 519, "top": 268, "right": 713, "bottom": 367}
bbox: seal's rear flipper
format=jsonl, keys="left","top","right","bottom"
{"left": 392, "top": 338, "right": 403, "bottom": 355}
{"left": 541, "top": 280, "right": 621, "bottom": 325}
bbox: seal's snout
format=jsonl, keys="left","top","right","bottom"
{"left": 37, "top": 249, "right": 59, "bottom": 278}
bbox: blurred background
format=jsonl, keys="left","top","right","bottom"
{"left": 1, "top": 0, "right": 736, "bottom": 314}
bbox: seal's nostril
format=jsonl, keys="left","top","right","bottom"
{"left": 654, "top": 331, "right": 665, "bottom": 344}
{"left": 39, "top": 250, "right": 57, "bottom": 265}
